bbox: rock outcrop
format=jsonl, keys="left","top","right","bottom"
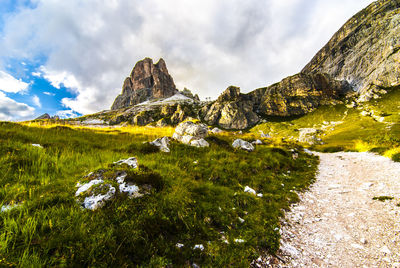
{"left": 249, "top": 73, "right": 351, "bottom": 117}
{"left": 201, "top": 74, "right": 350, "bottom": 129}
{"left": 232, "top": 139, "right": 255, "bottom": 152}
{"left": 201, "top": 86, "right": 260, "bottom": 130}
{"left": 302, "top": 0, "right": 400, "bottom": 100}
{"left": 35, "top": 113, "right": 51, "bottom": 120}
{"left": 111, "top": 58, "right": 178, "bottom": 110}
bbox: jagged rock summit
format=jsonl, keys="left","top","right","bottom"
{"left": 302, "top": 0, "right": 400, "bottom": 101}
{"left": 111, "top": 58, "right": 178, "bottom": 110}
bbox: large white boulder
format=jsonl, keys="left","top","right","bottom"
{"left": 174, "top": 121, "right": 208, "bottom": 138}
{"left": 232, "top": 139, "right": 254, "bottom": 152}
{"left": 173, "top": 121, "right": 209, "bottom": 147}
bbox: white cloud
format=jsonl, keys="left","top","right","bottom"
{"left": 55, "top": 109, "right": 80, "bottom": 119}
{"left": 0, "top": 71, "right": 29, "bottom": 93}
{"left": 39, "top": 66, "right": 80, "bottom": 90}
{"left": 0, "top": 91, "right": 35, "bottom": 121}
{"left": 43, "top": 91, "right": 55, "bottom": 96}
{"left": 0, "top": 0, "right": 374, "bottom": 114}
{"left": 32, "top": 71, "right": 41, "bottom": 77}
{"left": 32, "top": 94, "right": 41, "bottom": 108}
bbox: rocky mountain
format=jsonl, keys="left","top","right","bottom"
{"left": 302, "top": 0, "right": 400, "bottom": 101}
{"left": 111, "top": 58, "right": 178, "bottom": 110}
{"left": 201, "top": 73, "right": 351, "bottom": 129}
{"left": 202, "top": 0, "right": 400, "bottom": 128}
{"left": 101, "top": 0, "right": 399, "bottom": 130}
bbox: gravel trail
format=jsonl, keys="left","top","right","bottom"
{"left": 255, "top": 152, "right": 400, "bottom": 267}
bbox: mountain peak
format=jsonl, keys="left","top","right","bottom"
{"left": 112, "top": 58, "right": 178, "bottom": 110}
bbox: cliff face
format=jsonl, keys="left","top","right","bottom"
{"left": 302, "top": 0, "right": 400, "bottom": 97}
{"left": 201, "top": 73, "right": 350, "bottom": 129}
{"left": 250, "top": 73, "right": 351, "bottom": 117}
{"left": 111, "top": 58, "right": 178, "bottom": 110}
{"left": 201, "top": 86, "right": 260, "bottom": 129}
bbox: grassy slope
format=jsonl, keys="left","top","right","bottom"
{"left": 252, "top": 88, "right": 400, "bottom": 159}
{"left": 0, "top": 122, "right": 317, "bottom": 267}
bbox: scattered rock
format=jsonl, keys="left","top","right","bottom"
{"left": 31, "top": 144, "right": 43, "bottom": 148}
{"left": 193, "top": 244, "right": 204, "bottom": 251}
{"left": 244, "top": 186, "right": 257, "bottom": 195}
{"left": 211, "top": 127, "right": 223, "bottom": 134}
{"left": 149, "top": 137, "right": 170, "bottom": 152}
{"left": 176, "top": 243, "right": 184, "bottom": 248}
{"left": 190, "top": 138, "right": 209, "bottom": 148}
{"left": 298, "top": 128, "right": 322, "bottom": 145}
{"left": 234, "top": 239, "right": 245, "bottom": 243}
{"left": 1, "top": 203, "right": 21, "bottom": 212}
{"left": 260, "top": 131, "right": 271, "bottom": 138}
{"left": 113, "top": 157, "right": 139, "bottom": 168}
{"left": 252, "top": 139, "right": 263, "bottom": 145}
{"left": 232, "top": 139, "right": 254, "bottom": 152}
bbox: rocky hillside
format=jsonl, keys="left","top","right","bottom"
{"left": 111, "top": 58, "right": 178, "bottom": 110}
{"left": 95, "top": 0, "right": 399, "bottom": 130}
{"left": 302, "top": 0, "right": 400, "bottom": 101}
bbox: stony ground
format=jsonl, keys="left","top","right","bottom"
{"left": 254, "top": 152, "right": 400, "bottom": 268}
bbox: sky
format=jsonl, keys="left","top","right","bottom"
{"left": 0, "top": 0, "right": 374, "bottom": 121}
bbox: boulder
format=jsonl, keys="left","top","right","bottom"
{"left": 252, "top": 140, "right": 263, "bottom": 145}
{"left": 232, "top": 139, "right": 255, "bottom": 152}
{"left": 174, "top": 121, "right": 208, "bottom": 138}
{"left": 190, "top": 138, "right": 209, "bottom": 148}
{"left": 150, "top": 137, "right": 170, "bottom": 152}
{"left": 113, "top": 157, "right": 138, "bottom": 169}
{"left": 211, "top": 127, "right": 223, "bottom": 134}
{"left": 173, "top": 121, "right": 209, "bottom": 147}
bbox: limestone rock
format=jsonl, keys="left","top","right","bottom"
{"left": 174, "top": 121, "right": 208, "bottom": 138}
{"left": 150, "top": 137, "right": 170, "bottom": 152}
{"left": 173, "top": 121, "right": 209, "bottom": 147}
{"left": 111, "top": 58, "right": 178, "bottom": 110}
{"left": 211, "top": 127, "right": 223, "bottom": 134}
{"left": 190, "top": 138, "right": 209, "bottom": 148}
{"left": 302, "top": 0, "right": 400, "bottom": 98}
{"left": 249, "top": 73, "right": 351, "bottom": 117}
{"left": 201, "top": 86, "right": 260, "bottom": 130}
{"left": 232, "top": 139, "right": 255, "bottom": 152}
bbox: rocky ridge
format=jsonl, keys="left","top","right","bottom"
{"left": 302, "top": 0, "right": 400, "bottom": 101}
{"left": 94, "top": 0, "right": 400, "bottom": 130}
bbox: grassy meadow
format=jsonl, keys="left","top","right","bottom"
{"left": 0, "top": 122, "right": 317, "bottom": 267}
{"left": 251, "top": 87, "right": 400, "bottom": 160}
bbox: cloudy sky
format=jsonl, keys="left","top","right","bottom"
{"left": 0, "top": 0, "right": 373, "bottom": 121}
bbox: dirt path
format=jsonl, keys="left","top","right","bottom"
{"left": 255, "top": 152, "right": 400, "bottom": 267}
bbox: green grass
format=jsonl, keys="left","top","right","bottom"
{"left": 251, "top": 87, "right": 400, "bottom": 159}
{"left": 372, "top": 196, "right": 394, "bottom": 202}
{"left": 0, "top": 122, "right": 318, "bottom": 266}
